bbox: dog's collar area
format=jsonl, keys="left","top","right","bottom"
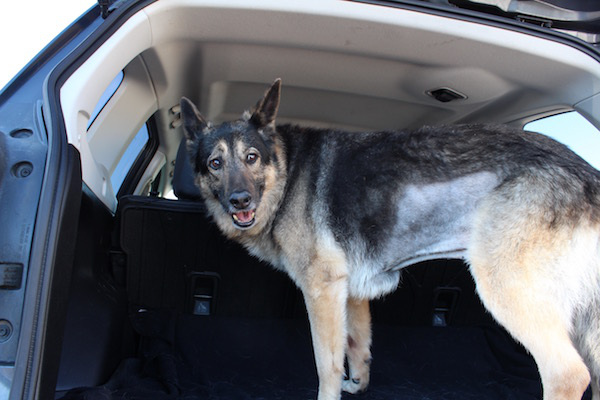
{"left": 232, "top": 210, "right": 256, "bottom": 228}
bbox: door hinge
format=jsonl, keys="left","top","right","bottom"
{"left": 98, "top": 0, "right": 126, "bottom": 19}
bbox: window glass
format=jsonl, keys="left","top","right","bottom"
{"left": 524, "top": 111, "right": 600, "bottom": 170}
{"left": 87, "top": 71, "right": 124, "bottom": 129}
{"left": 111, "top": 123, "right": 149, "bottom": 193}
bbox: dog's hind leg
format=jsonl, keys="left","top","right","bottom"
{"left": 470, "top": 253, "right": 591, "bottom": 399}
{"left": 569, "top": 224, "right": 600, "bottom": 400}
{"left": 572, "top": 294, "right": 600, "bottom": 400}
{"left": 468, "top": 199, "right": 594, "bottom": 399}
{"left": 343, "top": 297, "right": 372, "bottom": 394}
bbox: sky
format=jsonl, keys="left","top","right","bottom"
{"left": 525, "top": 112, "right": 600, "bottom": 171}
{"left": 0, "top": 0, "right": 95, "bottom": 91}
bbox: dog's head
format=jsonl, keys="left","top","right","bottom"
{"left": 180, "top": 79, "right": 286, "bottom": 237}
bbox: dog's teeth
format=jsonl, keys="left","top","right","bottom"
{"left": 232, "top": 214, "right": 239, "bottom": 221}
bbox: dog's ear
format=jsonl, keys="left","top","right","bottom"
{"left": 250, "top": 78, "right": 281, "bottom": 128}
{"left": 180, "top": 97, "right": 208, "bottom": 140}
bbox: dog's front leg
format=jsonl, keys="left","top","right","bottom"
{"left": 301, "top": 259, "right": 349, "bottom": 400}
{"left": 343, "top": 297, "right": 371, "bottom": 394}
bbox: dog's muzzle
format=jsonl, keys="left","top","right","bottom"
{"left": 229, "top": 191, "right": 256, "bottom": 229}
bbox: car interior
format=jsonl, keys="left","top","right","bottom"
{"left": 51, "top": 1, "right": 600, "bottom": 399}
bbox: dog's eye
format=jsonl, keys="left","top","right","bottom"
{"left": 246, "top": 153, "right": 259, "bottom": 164}
{"left": 208, "top": 158, "right": 222, "bottom": 170}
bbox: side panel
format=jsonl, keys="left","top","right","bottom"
{"left": 56, "top": 191, "right": 131, "bottom": 391}
{"left": 0, "top": 103, "right": 48, "bottom": 364}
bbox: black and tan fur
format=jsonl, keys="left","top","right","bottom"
{"left": 181, "top": 79, "right": 600, "bottom": 400}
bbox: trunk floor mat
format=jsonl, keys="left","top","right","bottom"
{"left": 60, "top": 313, "right": 591, "bottom": 399}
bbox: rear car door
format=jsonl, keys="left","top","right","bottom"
{"left": 0, "top": 2, "right": 151, "bottom": 398}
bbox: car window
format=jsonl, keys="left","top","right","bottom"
{"left": 524, "top": 111, "right": 600, "bottom": 170}
{"left": 84, "top": 69, "right": 156, "bottom": 198}
{"left": 111, "top": 123, "right": 149, "bottom": 194}
{"left": 87, "top": 71, "right": 124, "bottom": 129}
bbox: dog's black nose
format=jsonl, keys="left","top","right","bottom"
{"left": 229, "top": 191, "right": 252, "bottom": 209}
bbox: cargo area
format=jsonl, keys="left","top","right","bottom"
{"left": 53, "top": 187, "right": 553, "bottom": 399}
{"left": 41, "top": 1, "right": 600, "bottom": 398}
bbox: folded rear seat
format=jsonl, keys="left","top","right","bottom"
{"left": 117, "top": 139, "right": 301, "bottom": 317}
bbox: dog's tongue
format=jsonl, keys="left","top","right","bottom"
{"left": 235, "top": 211, "right": 254, "bottom": 223}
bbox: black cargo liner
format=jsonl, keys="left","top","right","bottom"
{"left": 58, "top": 195, "right": 591, "bottom": 399}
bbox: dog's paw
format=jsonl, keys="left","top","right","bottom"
{"left": 342, "top": 377, "right": 368, "bottom": 394}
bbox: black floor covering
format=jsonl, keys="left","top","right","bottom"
{"left": 58, "top": 310, "right": 579, "bottom": 400}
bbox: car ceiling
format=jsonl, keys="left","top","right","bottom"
{"left": 134, "top": 1, "right": 599, "bottom": 147}
{"left": 62, "top": 0, "right": 600, "bottom": 206}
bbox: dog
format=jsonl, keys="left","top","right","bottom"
{"left": 180, "top": 79, "right": 600, "bottom": 400}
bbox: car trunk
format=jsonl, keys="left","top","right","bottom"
{"left": 54, "top": 182, "right": 551, "bottom": 400}
{"left": 41, "top": 1, "right": 600, "bottom": 399}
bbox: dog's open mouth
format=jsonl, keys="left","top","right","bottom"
{"left": 231, "top": 210, "right": 256, "bottom": 228}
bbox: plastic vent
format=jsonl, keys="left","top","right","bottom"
{"left": 426, "top": 88, "right": 467, "bottom": 103}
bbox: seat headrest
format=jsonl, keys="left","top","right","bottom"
{"left": 172, "top": 138, "right": 203, "bottom": 201}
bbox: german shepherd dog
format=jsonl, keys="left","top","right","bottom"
{"left": 181, "top": 79, "right": 600, "bottom": 400}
